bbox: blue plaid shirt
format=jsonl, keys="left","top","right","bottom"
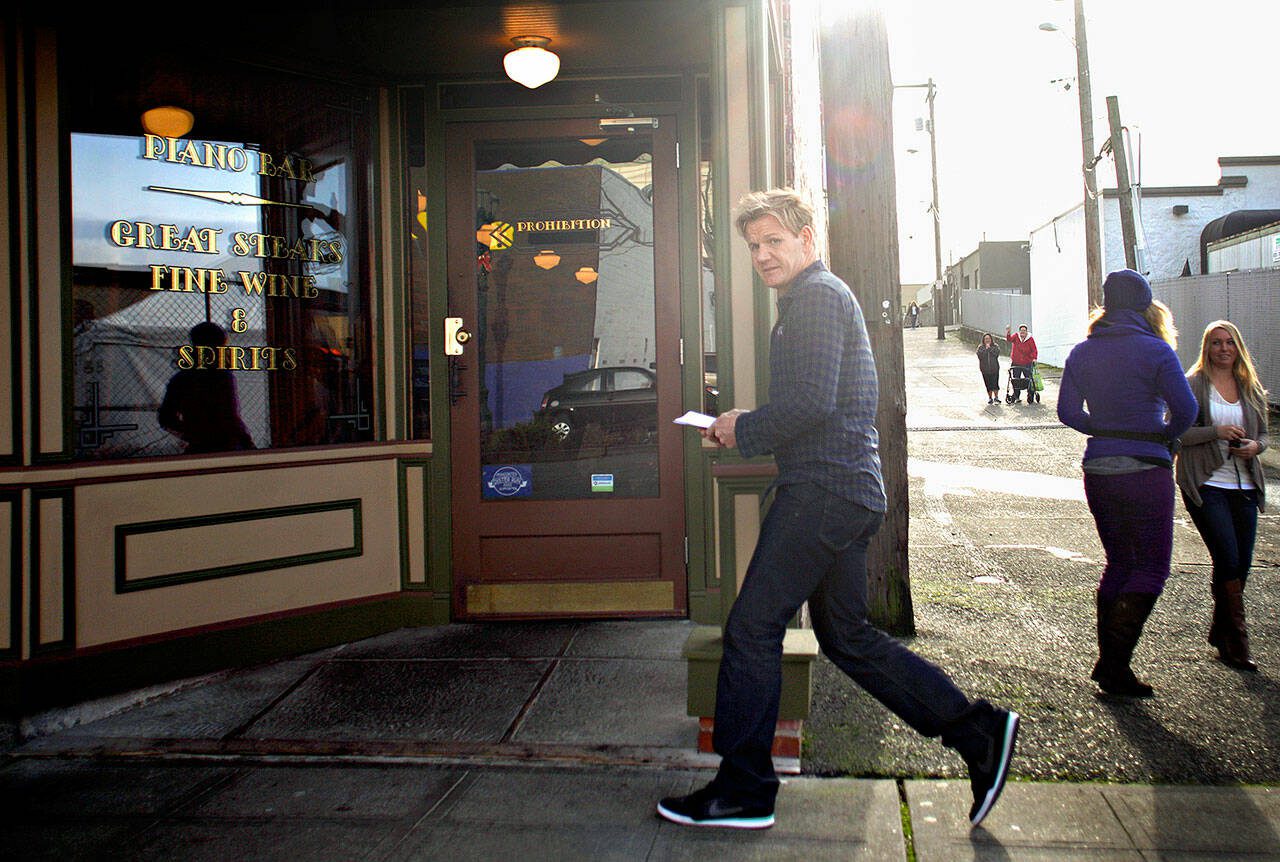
{"left": 735, "top": 261, "right": 887, "bottom": 512}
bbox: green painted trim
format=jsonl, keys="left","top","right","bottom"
{"left": 713, "top": 462, "right": 774, "bottom": 624}
{"left": 113, "top": 499, "right": 363, "bottom": 594}
{"left": 421, "top": 84, "right": 454, "bottom": 619}
{"left": 29, "top": 487, "right": 75, "bottom": 655}
{"left": 371, "top": 88, "right": 391, "bottom": 442}
{"left": 688, "top": 447, "right": 720, "bottom": 625}
{"left": 0, "top": 593, "right": 439, "bottom": 716}
{"left": 55, "top": 34, "right": 74, "bottom": 461}
{"left": 747, "top": 0, "right": 775, "bottom": 406}
{"left": 2, "top": 23, "right": 23, "bottom": 467}
{"left": 1, "top": 489, "right": 20, "bottom": 660}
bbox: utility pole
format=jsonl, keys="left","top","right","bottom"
{"left": 822, "top": 7, "right": 914, "bottom": 635}
{"left": 896, "top": 79, "right": 944, "bottom": 340}
{"left": 1073, "top": 0, "right": 1103, "bottom": 308}
{"left": 1106, "top": 95, "right": 1138, "bottom": 270}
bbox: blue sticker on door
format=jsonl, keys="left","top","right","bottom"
{"left": 483, "top": 464, "right": 533, "bottom": 499}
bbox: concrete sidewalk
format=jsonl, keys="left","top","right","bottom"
{"left": 4, "top": 327, "right": 1279, "bottom": 859}
{"left": 6, "top": 617, "right": 1280, "bottom": 860}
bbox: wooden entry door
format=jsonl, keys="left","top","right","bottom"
{"left": 445, "top": 118, "right": 686, "bottom": 620}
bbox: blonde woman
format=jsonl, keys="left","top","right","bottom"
{"left": 1058, "top": 270, "right": 1197, "bottom": 697}
{"left": 1177, "top": 321, "right": 1268, "bottom": 672}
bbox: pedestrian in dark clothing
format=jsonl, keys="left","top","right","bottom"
{"left": 1176, "top": 320, "right": 1268, "bottom": 672}
{"left": 908, "top": 301, "right": 920, "bottom": 328}
{"left": 1057, "top": 269, "right": 1197, "bottom": 697}
{"left": 657, "top": 189, "right": 1018, "bottom": 831}
{"left": 159, "top": 322, "right": 254, "bottom": 454}
{"left": 978, "top": 333, "right": 1001, "bottom": 404}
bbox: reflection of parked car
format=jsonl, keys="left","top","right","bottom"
{"left": 535, "top": 366, "right": 657, "bottom": 441}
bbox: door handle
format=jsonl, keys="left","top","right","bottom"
{"left": 444, "top": 317, "right": 473, "bottom": 356}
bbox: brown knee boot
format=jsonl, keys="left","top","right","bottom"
{"left": 1218, "top": 580, "right": 1258, "bottom": 672}
{"left": 1208, "top": 581, "right": 1225, "bottom": 650}
{"left": 1094, "top": 592, "right": 1156, "bottom": 697}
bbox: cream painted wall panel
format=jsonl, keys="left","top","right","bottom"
{"left": 121, "top": 508, "right": 356, "bottom": 582}
{"left": 733, "top": 493, "right": 759, "bottom": 594}
{"left": 74, "top": 461, "right": 402, "bottom": 648}
{"left": 37, "top": 496, "right": 64, "bottom": 645}
{"left": 405, "top": 466, "right": 427, "bottom": 585}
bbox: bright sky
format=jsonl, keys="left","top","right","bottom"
{"left": 885, "top": 0, "right": 1280, "bottom": 284}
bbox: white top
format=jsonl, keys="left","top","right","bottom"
{"left": 1204, "top": 386, "right": 1256, "bottom": 490}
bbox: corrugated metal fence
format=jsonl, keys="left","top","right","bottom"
{"left": 1153, "top": 269, "right": 1280, "bottom": 405}
{"left": 958, "top": 289, "right": 1032, "bottom": 341}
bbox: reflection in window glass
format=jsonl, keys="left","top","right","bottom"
{"left": 698, "top": 76, "right": 719, "bottom": 416}
{"left": 474, "top": 137, "right": 660, "bottom": 500}
{"left": 68, "top": 67, "right": 374, "bottom": 460}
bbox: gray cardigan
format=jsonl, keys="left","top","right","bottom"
{"left": 1176, "top": 371, "right": 1269, "bottom": 512}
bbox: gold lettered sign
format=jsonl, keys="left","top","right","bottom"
{"left": 100, "top": 134, "right": 345, "bottom": 371}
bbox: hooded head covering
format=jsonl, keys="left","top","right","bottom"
{"left": 1102, "top": 269, "right": 1152, "bottom": 312}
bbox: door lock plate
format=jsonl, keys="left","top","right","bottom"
{"left": 444, "top": 317, "right": 472, "bottom": 356}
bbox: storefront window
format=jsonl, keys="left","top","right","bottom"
{"left": 68, "top": 60, "right": 374, "bottom": 459}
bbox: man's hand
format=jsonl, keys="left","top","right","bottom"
{"left": 702, "top": 409, "right": 748, "bottom": 449}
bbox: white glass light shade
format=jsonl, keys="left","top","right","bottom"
{"left": 504, "top": 39, "right": 560, "bottom": 89}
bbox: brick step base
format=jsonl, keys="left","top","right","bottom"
{"left": 696, "top": 717, "right": 803, "bottom": 759}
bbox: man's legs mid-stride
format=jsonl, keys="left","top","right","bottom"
{"left": 657, "top": 484, "right": 1019, "bottom": 829}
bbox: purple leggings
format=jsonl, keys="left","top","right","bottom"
{"left": 1083, "top": 466, "right": 1174, "bottom": 600}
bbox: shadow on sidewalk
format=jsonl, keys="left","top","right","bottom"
{"left": 1102, "top": 695, "right": 1280, "bottom": 852}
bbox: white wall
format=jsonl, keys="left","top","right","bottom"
{"left": 1103, "top": 162, "right": 1280, "bottom": 279}
{"left": 1028, "top": 205, "right": 1090, "bottom": 367}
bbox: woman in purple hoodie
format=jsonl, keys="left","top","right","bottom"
{"left": 1058, "top": 270, "right": 1198, "bottom": 697}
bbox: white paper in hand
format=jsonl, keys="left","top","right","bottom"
{"left": 674, "top": 411, "right": 716, "bottom": 429}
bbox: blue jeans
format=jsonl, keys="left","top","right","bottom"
{"left": 711, "top": 483, "right": 973, "bottom": 805}
{"left": 1182, "top": 485, "right": 1259, "bottom": 585}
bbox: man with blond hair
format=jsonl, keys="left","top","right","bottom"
{"left": 657, "top": 189, "right": 1019, "bottom": 830}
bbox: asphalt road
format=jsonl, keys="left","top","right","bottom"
{"left": 803, "top": 327, "right": 1280, "bottom": 783}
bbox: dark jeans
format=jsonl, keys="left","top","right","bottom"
{"left": 711, "top": 483, "right": 972, "bottom": 806}
{"left": 1182, "top": 485, "right": 1259, "bottom": 585}
{"left": 1083, "top": 467, "right": 1174, "bottom": 600}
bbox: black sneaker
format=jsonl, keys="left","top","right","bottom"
{"left": 657, "top": 785, "right": 775, "bottom": 829}
{"left": 965, "top": 706, "right": 1020, "bottom": 826}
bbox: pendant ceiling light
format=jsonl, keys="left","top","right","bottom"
{"left": 141, "top": 105, "right": 194, "bottom": 138}
{"left": 504, "top": 36, "right": 560, "bottom": 89}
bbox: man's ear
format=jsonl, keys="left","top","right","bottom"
{"left": 800, "top": 224, "right": 816, "bottom": 251}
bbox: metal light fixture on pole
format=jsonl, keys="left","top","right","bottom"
{"left": 895, "top": 78, "right": 945, "bottom": 340}
{"left": 1040, "top": 0, "right": 1102, "bottom": 309}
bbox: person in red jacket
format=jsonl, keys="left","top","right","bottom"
{"left": 1006, "top": 323, "right": 1039, "bottom": 403}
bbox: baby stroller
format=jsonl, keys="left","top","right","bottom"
{"left": 1005, "top": 365, "right": 1039, "bottom": 404}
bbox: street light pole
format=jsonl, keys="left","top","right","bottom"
{"left": 896, "top": 78, "right": 945, "bottom": 339}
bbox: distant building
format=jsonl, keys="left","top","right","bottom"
{"left": 946, "top": 241, "right": 1031, "bottom": 295}
{"left": 1027, "top": 155, "right": 1280, "bottom": 366}
{"left": 1102, "top": 156, "right": 1280, "bottom": 280}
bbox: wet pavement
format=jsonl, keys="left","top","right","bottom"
{"left": 3, "top": 327, "right": 1279, "bottom": 860}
